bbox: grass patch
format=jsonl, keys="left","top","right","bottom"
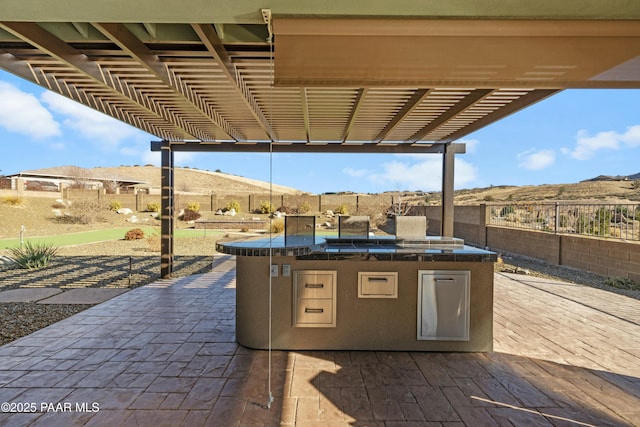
{"left": 0, "top": 227, "right": 224, "bottom": 249}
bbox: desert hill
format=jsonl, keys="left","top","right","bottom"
{"left": 450, "top": 179, "right": 640, "bottom": 205}
{"left": 94, "top": 165, "right": 303, "bottom": 195}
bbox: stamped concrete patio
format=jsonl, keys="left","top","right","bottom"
{"left": 0, "top": 254, "right": 639, "bottom": 426}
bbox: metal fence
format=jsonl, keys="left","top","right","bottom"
{"left": 489, "top": 202, "right": 640, "bottom": 242}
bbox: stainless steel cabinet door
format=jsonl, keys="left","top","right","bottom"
{"left": 417, "top": 270, "right": 470, "bottom": 341}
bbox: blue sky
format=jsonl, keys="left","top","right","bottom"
{"left": 1, "top": 69, "right": 638, "bottom": 194}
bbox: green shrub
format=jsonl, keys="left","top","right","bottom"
{"left": 595, "top": 207, "right": 612, "bottom": 235}
{"left": 605, "top": 277, "right": 640, "bottom": 291}
{"left": 8, "top": 241, "right": 59, "bottom": 269}
{"left": 258, "top": 200, "right": 274, "bottom": 214}
{"left": 186, "top": 201, "right": 200, "bottom": 212}
{"left": 558, "top": 214, "right": 570, "bottom": 228}
{"left": 146, "top": 202, "right": 161, "bottom": 212}
{"left": 2, "top": 196, "right": 23, "bottom": 206}
{"left": 575, "top": 214, "right": 595, "bottom": 234}
{"left": 124, "top": 228, "right": 145, "bottom": 240}
{"left": 181, "top": 209, "right": 201, "bottom": 221}
{"left": 335, "top": 203, "right": 349, "bottom": 215}
{"left": 226, "top": 200, "right": 241, "bottom": 213}
{"left": 109, "top": 200, "right": 123, "bottom": 211}
{"left": 500, "top": 205, "right": 516, "bottom": 216}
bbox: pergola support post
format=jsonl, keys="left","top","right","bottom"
{"left": 160, "top": 140, "right": 174, "bottom": 278}
{"left": 441, "top": 143, "right": 455, "bottom": 237}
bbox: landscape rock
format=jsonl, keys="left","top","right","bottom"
{"left": 117, "top": 208, "right": 133, "bottom": 215}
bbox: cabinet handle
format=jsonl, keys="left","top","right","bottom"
{"left": 305, "top": 308, "right": 324, "bottom": 313}
{"left": 367, "top": 277, "right": 388, "bottom": 282}
{"left": 434, "top": 278, "right": 455, "bottom": 282}
{"left": 305, "top": 283, "right": 324, "bottom": 288}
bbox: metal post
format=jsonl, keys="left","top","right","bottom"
{"left": 160, "top": 140, "right": 174, "bottom": 278}
{"left": 441, "top": 143, "right": 455, "bottom": 237}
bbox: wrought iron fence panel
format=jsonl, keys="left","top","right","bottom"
{"left": 489, "top": 203, "right": 640, "bottom": 241}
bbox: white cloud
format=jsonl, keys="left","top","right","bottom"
{"left": 175, "top": 152, "right": 196, "bottom": 165}
{"left": 570, "top": 129, "right": 620, "bottom": 160}
{"left": 141, "top": 151, "right": 160, "bottom": 166}
{"left": 369, "top": 156, "right": 477, "bottom": 191}
{"left": 458, "top": 138, "right": 479, "bottom": 154}
{"left": 517, "top": 149, "right": 555, "bottom": 170}
{"left": 0, "top": 81, "right": 60, "bottom": 139}
{"left": 343, "top": 167, "right": 369, "bottom": 177}
{"left": 41, "top": 91, "right": 144, "bottom": 150}
{"left": 139, "top": 150, "right": 196, "bottom": 167}
{"left": 566, "top": 126, "right": 640, "bottom": 160}
{"left": 119, "top": 146, "right": 141, "bottom": 157}
{"left": 621, "top": 125, "right": 640, "bottom": 147}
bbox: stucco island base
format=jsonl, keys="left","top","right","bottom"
{"left": 234, "top": 255, "right": 494, "bottom": 352}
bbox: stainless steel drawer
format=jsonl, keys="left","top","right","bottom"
{"left": 294, "top": 298, "right": 335, "bottom": 326}
{"left": 294, "top": 271, "right": 335, "bottom": 299}
{"left": 358, "top": 272, "right": 398, "bottom": 298}
{"left": 293, "top": 270, "right": 337, "bottom": 328}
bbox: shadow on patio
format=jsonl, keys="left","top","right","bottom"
{"left": 0, "top": 256, "right": 638, "bottom": 426}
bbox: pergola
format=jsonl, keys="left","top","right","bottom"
{"left": 1, "top": 1, "right": 639, "bottom": 277}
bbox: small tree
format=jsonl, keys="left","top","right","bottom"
{"left": 335, "top": 203, "right": 349, "bottom": 215}
{"left": 258, "top": 200, "right": 274, "bottom": 214}
{"left": 65, "top": 165, "right": 94, "bottom": 189}
{"left": 226, "top": 200, "right": 241, "bottom": 213}
{"left": 146, "top": 202, "right": 161, "bottom": 212}
{"left": 186, "top": 201, "right": 200, "bottom": 212}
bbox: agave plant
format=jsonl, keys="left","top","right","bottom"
{"left": 8, "top": 241, "right": 60, "bottom": 269}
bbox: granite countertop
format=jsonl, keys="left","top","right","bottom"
{"left": 216, "top": 236, "right": 497, "bottom": 262}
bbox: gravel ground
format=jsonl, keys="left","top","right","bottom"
{"left": 1, "top": 236, "right": 638, "bottom": 346}
{"left": 495, "top": 252, "right": 640, "bottom": 300}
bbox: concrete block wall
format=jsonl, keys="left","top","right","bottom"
{"left": 63, "top": 189, "right": 395, "bottom": 216}
{"left": 560, "top": 235, "right": 640, "bottom": 281}
{"left": 418, "top": 204, "right": 640, "bottom": 280}
{"left": 487, "top": 226, "right": 561, "bottom": 265}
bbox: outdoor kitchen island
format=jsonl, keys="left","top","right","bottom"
{"left": 216, "top": 221, "right": 497, "bottom": 352}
